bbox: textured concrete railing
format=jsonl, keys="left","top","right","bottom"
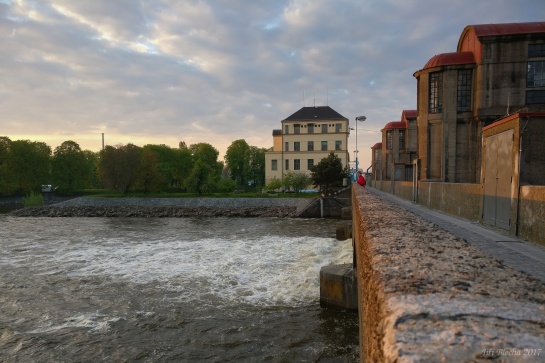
{"left": 352, "top": 185, "right": 545, "bottom": 362}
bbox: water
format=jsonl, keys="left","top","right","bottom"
{"left": 0, "top": 216, "right": 359, "bottom": 362}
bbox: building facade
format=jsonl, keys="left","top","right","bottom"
{"left": 372, "top": 110, "right": 417, "bottom": 183}
{"left": 264, "top": 106, "right": 350, "bottom": 187}
{"left": 413, "top": 22, "right": 545, "bottom": 183}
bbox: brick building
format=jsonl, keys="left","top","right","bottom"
{"left": 413, "top": 22, "right": 545, "bottom": 183}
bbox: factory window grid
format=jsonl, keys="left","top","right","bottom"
{"left": 386, "top": 130, "right": 393, "bottom": 150}
{"left": 429, "top": 72, "right": 443, "bottom": 113}
{"left": 457, "top": 69, "right": 472, "bottom": 112}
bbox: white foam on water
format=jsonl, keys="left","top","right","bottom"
{"left": 26, "top": 314, "right": 123, "bottom": 334}
{"left": 1, "top": 217, "right": 353, "bottom": 307}
{"left": 57, "top": 235, "right": 352, "bottom": 307}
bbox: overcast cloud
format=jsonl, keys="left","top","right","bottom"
{"left": 1, "top": 0, "right": 543, "bottom": 167}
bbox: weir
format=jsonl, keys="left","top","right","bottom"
{"left": 351, "top": 185, "right": 545, "bottom": 362}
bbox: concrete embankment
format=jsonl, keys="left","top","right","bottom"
{"left": 10, "top": 197, "right": 318, "bottom": 218}
{"left": 352, "top": 186, "right": 545, "bottom": 362}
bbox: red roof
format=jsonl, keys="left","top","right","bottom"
{"left": 371, "top": 142, "right": 382, "bottom": 149}
{"left": 483, "top": 112, "right": 545, "bottom": 131}
{"left": 423, "top": 52, "right": 475, "bottom": 70}
{"left": 382, "top": 121, "right": 406, "bottom": 130}
{"left": 402, "top": 110, "right": 417, "bottom": 119}
{"left": 470, "top": 22, "right": 545, "bottom": 37}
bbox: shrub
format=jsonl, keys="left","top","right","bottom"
{"left": 23, "top": 191, "right": 44, "bottom": 207}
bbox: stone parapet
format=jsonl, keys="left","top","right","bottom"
{"left": 352, "top": 186, "right": 545, "bottom": 362}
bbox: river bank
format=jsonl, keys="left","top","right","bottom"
{"left": 10, "top": 197, "right": 317, "bottom": 218}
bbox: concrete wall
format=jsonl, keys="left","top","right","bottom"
{"left": 518, "top": 185, "right": 545, "bottom": 247}
{"left": 417, "top": 181, "right": 482, "bottom": 221}
{"left": 393, "top": 181, "right": 413, "bottom": 201}
{"left": 352, "top": 186, "right": 545, "bottom": 362}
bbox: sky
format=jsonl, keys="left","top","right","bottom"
{"left": 1, "top": 0, "right": 544, "bottom": 169}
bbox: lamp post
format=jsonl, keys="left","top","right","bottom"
{"left": 355, "top": 116, "right": 366, "bottom": 173}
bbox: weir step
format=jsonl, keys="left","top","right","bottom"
{"left": 319, "top": 264, "right": 358, "bottom": 310}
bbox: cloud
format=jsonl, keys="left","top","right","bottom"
{"left": 1, "top": 0, "right": 543, "bottom": 165}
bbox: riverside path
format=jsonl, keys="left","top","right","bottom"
{"left": 367, "top": 187, "right": 545, "bottom": 284}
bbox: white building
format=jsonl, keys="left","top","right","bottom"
{"left": 264, "top": 106, "right": 350, "bottom": 187}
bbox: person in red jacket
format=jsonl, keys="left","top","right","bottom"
{"left": 357, "top": 171, "right": 366, "bottom": 187}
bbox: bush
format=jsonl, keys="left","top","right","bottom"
{"left": 265, "top": 177, "right": 283, "bottom": 192}
{"left": 23, "top": 191, "right": 44, "bottom": 207}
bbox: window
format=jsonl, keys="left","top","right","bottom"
{"left": 457, "top": 69, "right": 472, "bottom": 112}
{"left": 285, "top": 142, "right": 289, "bottom": 151}
{"left": 285, "top": 159, "right": 289, "bottom": 170}
{"left": 307, "top": 141, "right": 314, "bottom": 151}
{"left": 294, "top": 124, "right": 301, "bottom": 134}
{"left": 429, "top": 72, "right": 443, "bottom": 113}
{"left": 321, "top": 124, "right": 328, "bottom": 133}
{"left": 527, "top": 90, "right": 545, "bottom": 104}
{"left": 307, "top": 159, "right": 314, "bottom": 170}
{"left": 529, "top": 44, "right": 545, "bottom": 57}
{"left": 386, "top": 130, "right": 393, "bottom": 150}
{"left": 335, "top": 140, "right": 342, "bottom": 151}
{"left": 335, "top": 123, "right": 342, "bottom": 133}
{"left": 294, "top": 142, "right": 300, "bottom": 151}
{"left": 271, "top": 160, "right": 277, "bottom": 171}
{"left": 308, "top": 124, "right": 314, "bottom": 134}
{"left": 284, "top": 125, "right": 289, "bottom": 134}
{"left": 399, "top": 131, "right": 405, "bottom": 150}
{"left": 294, "top": 159, "right": 300, "bottom": 170}
{"left": 321, "top": 141, "right": 328, "bottom": 151}
{"left": 527, "top": 61, "right": 545, "bottom": 87}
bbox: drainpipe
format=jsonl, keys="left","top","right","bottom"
{"left": 515, "top": 117, "right": 530, "bottom": 236}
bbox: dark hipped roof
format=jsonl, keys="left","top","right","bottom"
{"left": 283, "top": 106, "right": 348, "bottom": 121}
{"left": 272, "top": 129, "right": 282, "bottom": 136}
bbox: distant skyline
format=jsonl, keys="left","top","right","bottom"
{"left": 1, "top": 0, "right": 544, "bottom": 168}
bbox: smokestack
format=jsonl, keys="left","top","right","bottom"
{"left": 102, "top": 133, "right": 104, "bottom": 150}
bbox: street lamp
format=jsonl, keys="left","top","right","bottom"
{"left": 355, "top": 116, "right": 366, "bottom": 173}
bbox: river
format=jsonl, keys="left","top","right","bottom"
{"left": 0, "top": 216, "right": 359, "bottom": 362}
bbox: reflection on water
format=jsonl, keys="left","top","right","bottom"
{"left": 0, "top": 216, "right": 359, "bottom": 362}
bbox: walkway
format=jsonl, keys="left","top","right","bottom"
{"left": 367, "top": 187, "right": 545, "bottom": 284}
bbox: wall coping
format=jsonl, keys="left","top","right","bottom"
{"left": 352, "top": 186, "right": 545, "bottom": 362}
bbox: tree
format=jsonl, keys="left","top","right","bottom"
{"left": 186, "top": 143, "right": 223, "bottom": 194}
{"left": 245, "top": 146, "right": 265, "bottom": 188}
{"left": 82, "top": 150, "right": 100, "bottom": 189}
{"left": 51, "top": 140, "right": 89, "bottom": 194}
{"left": 265, "top": 177, "right": 282, "bottom": 192}
{"left": 138, "top": 147, "right": 164, "bottom": 193}
{"left": 99, "top": 143, "right": 141, "bottom": 193}
{"left": 310, "top": 152, "right": 345, "bottom": 196}
{"left": 284, "top": 171, "right": 312, "bottom": 192}
{"left": 225, "top": 139, "right": 250, "bottom": 186}
{"left": 186, "top": 160, "right": 215, "bottom": 194}
{"left": 0, "top": 137, "right": 12, "bottom": 195}
{"left": 7, "top": 140, "right": 51, "bottom": 194}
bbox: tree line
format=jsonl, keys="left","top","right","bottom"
{"left": 0, "top": 136, "right": 267, "bottom": 196}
